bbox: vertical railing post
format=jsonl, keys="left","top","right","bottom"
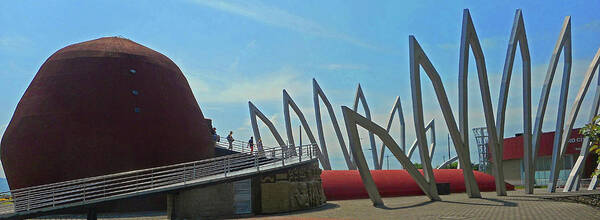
{"left": 83, "top": 183, "right": 87, "bottom": 202}
{"left": 255, "top": 152, "right": 260, "bottom": 171}
{"left": 183, "top": 165, "right": 187, "bottom": 185}
{"left": 151, "top": 170, "right": 155, "bottom": 189}
{"left": 27, "top": 190, "right": 30, "bottom": 211}
{"left": 52, "top": 187, "right": 55, "bottom": 207}
{"left": 223, "top": 159, "right": 226, "bottom": 175}
{"left": 103, "top": 177, "right": 106, "bottom": 199}
{"left": 299, "top": 145, "right": 302, "bottom": 162}
{"left": 193, "top": 162, "right": 197, "bottom": 180}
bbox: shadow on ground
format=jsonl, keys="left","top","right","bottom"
{"left": 376, "top": 197, "right": 518, "bottom": 210}
{"left": 246, "top": 203, "right": 341, "bottom": 218}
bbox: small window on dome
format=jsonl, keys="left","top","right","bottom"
{"left": 129, "top": 69, "right": 136, "bottom": 75}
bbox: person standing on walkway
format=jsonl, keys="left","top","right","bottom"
{"left": 257, "top": 138, "right": 263, "bottom": 152}
{"left": 248, "top": 137, "right": 254, "bottom": 153}
{"left": 211, "top": 127, "right": 219, "bottom": 142}
{"left": 226, "top": 131, "right": 234, "bottom": 150}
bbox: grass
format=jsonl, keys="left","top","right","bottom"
{"left": 514, "top": 185, "right": 548, "bottom": 189}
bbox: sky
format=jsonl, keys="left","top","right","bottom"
{"left": 0, "top": 1, "right": 600, "bottom": 177}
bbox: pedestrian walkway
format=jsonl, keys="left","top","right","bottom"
{"left": 249, "top": 189, "right": 600, "bottom": 220}
{"left": 19, "top": 189, "right": 600, "bottom": 219}
{"left": 0, "top": 143, "right": 318, "bottom": 219}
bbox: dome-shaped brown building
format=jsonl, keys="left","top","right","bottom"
{"left": 1, "top": 37, "right": 213, "bottom": 190}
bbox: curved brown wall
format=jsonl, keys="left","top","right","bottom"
{"left": 1, "top": 37, "right": 212, "bottom": 189}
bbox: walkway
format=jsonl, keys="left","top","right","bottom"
{"left": 12, "top": 190, "right": 600, "bottom": 219}
{"left": 250, "top": 189, "right": 600, "bottom": 220}
{"left": 0, "top": 141, "right": 318, "bottom": 219}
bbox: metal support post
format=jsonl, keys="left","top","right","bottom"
{"left": 255, "top": 153, "right": 260, "bottom": 171}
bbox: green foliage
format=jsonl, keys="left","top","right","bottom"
{"left": 472, "top": 163, "right": 479, "bottom": 171}
{"left": 447, "top": 162, "right": 458, "bottom": 169}
{"left": 580, "top": 115, "right": 600, "bottom": 177}
{"left": 413, "top": 163, "right": 423, "bottom": 169}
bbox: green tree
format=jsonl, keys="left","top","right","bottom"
{"left": 579, "top": 115, "right": 600, "bottom": 177}
{"left": 447, "top": 162, "right": 458, "bottom": 169}
{"left": 413, "top": 163, "right": 423, "bottom": 169}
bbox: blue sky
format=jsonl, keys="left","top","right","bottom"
{"left": 1, "top": 1, "right": 600, "bottom": 176}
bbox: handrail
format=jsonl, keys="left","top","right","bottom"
{"left": 0, "top": 143, "right": 318, "bottom": 214}
{"left": 215, "top": 137, "right": 279, "bottom": 153}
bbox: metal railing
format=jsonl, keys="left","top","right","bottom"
{"left": 215, "top": 136, "right": 284, "bottom": 153}
{"left": 0, "top": 143, "right": 317, "bottom": 214}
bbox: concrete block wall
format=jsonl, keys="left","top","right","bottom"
{"left": 168, "top": 182, "right": 235, "bottom": 219}
{"left": 166, "top": 161, "right": 325, "bottom": 219}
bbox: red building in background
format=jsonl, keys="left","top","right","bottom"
{"left": 497, "top": 129, "right": 596, "bottom": 186}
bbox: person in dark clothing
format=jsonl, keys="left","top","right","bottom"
{"left": 210, "top": 128, "right": 219, "bottom": 142}
{"left": 248, "top": 137, "right": 254, "bottom": 153}
{"left": 226, "top": 131, "right": 234, "bottom": 150}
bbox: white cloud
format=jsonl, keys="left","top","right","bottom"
{"left": 188, "top": 66, "right": 311, "bottom": 103}
{"left": 189, "top": 0, "right": 377, "bottom": 50}
{"left": 321, "top": 63, "right": 367, "bottom": 71}
{"left": 0, "top": 35, "right": 30, "bottom": 51}
{"left": 581, "top": 20, "right": 600, "bottom": 32}
{"left": 228, "top": 40, "right": 258, "bottom": 74}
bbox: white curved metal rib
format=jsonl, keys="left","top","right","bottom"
{"left": 588, "top": 162, "right": 600, "bottom": 190}
{"left": 458, "top": 9, "right": 503, "bottom": 196}
{"left": 249, "top": 101, "right": 287, "bottom": 153}
{"left": 437, "top": 155, "right": 459, "bottom": 169}
{"left": 342, "top": 106, "right": 440, "bottom": 207}
{"left": 561, "top": 49, "right": 600, "bottom": 192}
{"left": 495, "top": 9, "right": 533, "bottom": 194}
{"left": 527, "top": 16, "right": 572, "bottom": 193}
{"left": 283, "top": 89, "right": 332, "bottom": 170}
{"left": 407, "top": 119, "right": 436, "bottom": 160}
{"left": 313, "top": 79, "right": 355, "bottom": 170}
{"left": 378, "top": 97, "right": 406, "bottom": 169}
{"left": 409, "top": 32, "right": 480, "bottom": 198}
{"left": 352, "top": 84, "right": 380, "bottom": 170}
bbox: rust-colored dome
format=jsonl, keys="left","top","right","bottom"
{"left": 1, "top": 37, "right": 213, "bottom": 189}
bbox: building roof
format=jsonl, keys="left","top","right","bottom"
{"left": 498, "top": 128, "right": 583, "bottom": 160}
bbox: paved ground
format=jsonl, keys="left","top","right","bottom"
{"left": 30, "top": 189, "right": 600, "bottom": 219}
{"left": 248, "top": 189, "right": 600, "bottom": 220}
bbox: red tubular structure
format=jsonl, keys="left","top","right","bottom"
{"left": 321, "top": 169, "right": 514, "bottom": 200}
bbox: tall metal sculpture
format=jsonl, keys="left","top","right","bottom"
{"left": 589, "top": 163, "right": 600, "bottom": 190}
{"left": 528, "top": 16, "right": 572, "bottom": 193}
{"left": 377, "top": 97, "right": 406, "bottom": 169}
{"left": 559, "top": 49, "right": 600, "bottom": 192}
{"left": 545, "top": 17, "right": 574, "bottom": 193}
{"left": 283, "top": 89, "right": 332, "bottom": 170}
{"left": 409, "top": 33, "right": 481, "bottom": 198}
{"left": 313, "top": 79, "right": 355, "bottom": 170}
{"left": 458, "top": 9, "right": 505, "bottom": 196}
{"left": 342, "top": 106, "right": 440, "bottom": 206}
{"left": 249, "top": 101, "right": 287, "bottom": 153}
{"left": 245, "top": 9, "right": 600, "bottom": 197}
{"left": 495, "top": 9, "right": 533, "bottom": 194}
{"left": 406, "top": 119, "right": 436, "bottom": 160}
{"left": 352, "top": 84, "right": 381, "bottom": 169}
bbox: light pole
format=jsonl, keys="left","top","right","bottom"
{"left": 385, "top": 155, "right": 391, "bottom": 170}
{"left": 447, "top": 134, "right": 451, "bottom": 160}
